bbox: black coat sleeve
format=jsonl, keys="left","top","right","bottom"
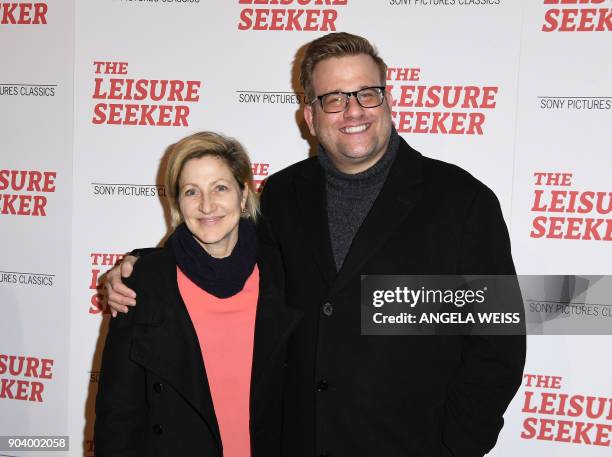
{"left": 128, "top": 247, "right": 160, "bottom": 258}
{"left": 94, "top": 274, "right": 148, "bottom": 457}
{"left": 442, "top": 185, "right": 526, "bottom": 457}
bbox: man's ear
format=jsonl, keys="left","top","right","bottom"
{"left": 304, "top": 104, "right": 317, "bottom": 137}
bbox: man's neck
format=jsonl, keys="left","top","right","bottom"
{"left": 321, "top": 130, "right": 396, "bottom": 176}
{"left": 332, "top": 149, "right": 388, "bottom": 175}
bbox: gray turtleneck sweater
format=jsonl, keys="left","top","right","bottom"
{"left": 317, "top": 128, "right": 400, "bottom": 270}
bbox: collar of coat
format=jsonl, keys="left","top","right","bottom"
{"left": 294, "top": 137, "right": 425, "bottom": 294}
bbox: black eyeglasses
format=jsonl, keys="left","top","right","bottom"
{"left": 311, "top": 86, "right": 386, "bottom": 113}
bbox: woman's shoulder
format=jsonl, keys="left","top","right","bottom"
{"left": 121, "top": 246, "right": 176, "bottom": 324}
{"left": 124, "top": 245, "right": 174, "bottom": 291}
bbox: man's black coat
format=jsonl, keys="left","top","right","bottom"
{"left": 94, "top": 244, "right": 301, "bottom": 457}
{"left": 258, "top": 138, "right": 526, "bottom": 457}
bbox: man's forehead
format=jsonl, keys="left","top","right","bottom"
{"left": 312, "top": 54, "right": 382, "bottom": 92}
{"left": 312, "top": 53, "right": 377, "bottom": 71}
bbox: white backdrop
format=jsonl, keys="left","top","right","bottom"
{"left": 0, "top": 0, "right": 74, "bottom": 447}
{"left": 1, "top": 0, "right": 611, "bottom": 456}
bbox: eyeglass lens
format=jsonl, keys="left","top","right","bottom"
{"left": 321, "top": 88, "right": 383, "bottom": 113}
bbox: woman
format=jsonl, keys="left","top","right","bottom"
{"left": 94, "top": 132, "right": 300, "bottom": 457}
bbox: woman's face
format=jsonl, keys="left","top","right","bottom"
{"left": 178, "top": 156, "right": 247, "bottom": 258}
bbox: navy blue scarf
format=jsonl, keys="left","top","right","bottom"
{"left": 170, "top": 218, "right": 257, "bottom": 298}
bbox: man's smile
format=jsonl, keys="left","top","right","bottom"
{"left": 339, "top": 123, "right": 370, "bottom": 134}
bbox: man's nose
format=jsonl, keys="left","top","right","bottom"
{"left": 344, "top": 94, "right": 365, "bottom": 117}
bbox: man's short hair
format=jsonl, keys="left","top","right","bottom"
{"left": 299, "top": 32, "right": 388, "bottom": 103}
{"left": 165, "top": 131, "right": 259, "bottom": 226}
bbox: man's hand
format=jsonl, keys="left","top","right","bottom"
{"left": 105, "top": 255, "right": 138, "bottom": 317}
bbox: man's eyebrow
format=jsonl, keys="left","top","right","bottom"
{"left": 322, "top": 85, "right": 379, "bottom": 94}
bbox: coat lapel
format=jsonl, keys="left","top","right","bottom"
{"left": 128, "top": 246, "right": 222, "bottom": 447}
{"left": 330, "top": 141, "right": 425, "bottom": 295}
{"left": 294, "top": 162, "right": 338, "bottom": 286}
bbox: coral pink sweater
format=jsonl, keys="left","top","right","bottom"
{"left": 177, "top": 265, "right": 259, "bottom": 457}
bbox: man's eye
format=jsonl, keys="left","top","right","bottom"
{"left": 323, "top": 94, "right": 344, "bottom": 106}
{"left": 359, "top": 89, "right": 378, "bottom": 99}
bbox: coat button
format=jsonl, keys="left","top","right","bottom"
{"left": 322, "top": 302, "right": 333, "bottom": 317}
{"left": 317, "top": 380, "right": 328, "bottom": 392}
{"left": 153, "top": 382, "right": 164, "bottom": 393}
{"left": 153, "top": 424, "right": 163, "bottom": 435}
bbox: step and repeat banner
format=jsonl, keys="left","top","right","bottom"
{"left": 0, "top": 0, "right": 74, "bottom": 451}
{"left": 2, "top": 1, "right": 611, "bottom": 456}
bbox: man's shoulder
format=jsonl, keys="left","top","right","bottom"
{"left": 267, "top": 156, "right": 318, "bottom": 184}
{"left": 424, "top": 156, "right": 485, "bottom": 190}
{"left": 412, "top": 151, "right": 503, "bottom": 221}
{"left": 261, "top": 156, "right": 319, "bottom": 202}
{"left": 403, "top": 142, "right": 492, "bottom": 200}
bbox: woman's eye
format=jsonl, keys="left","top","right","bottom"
{"left": 184, "top": 188, "right": 197, "bottom": 196}
{"left": 216, "top": 185, "right": 228, "bottom": 192}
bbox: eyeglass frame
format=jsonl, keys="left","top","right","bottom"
{"left": 309, "top": 86, "right": 387, "bottom": 113}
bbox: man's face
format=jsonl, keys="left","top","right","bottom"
{"left": 304, "top": 54, "right": 394, "bottom": 174}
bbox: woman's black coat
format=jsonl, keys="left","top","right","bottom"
{"left": 94, "top": 243, "right": 301, "bottom": 457}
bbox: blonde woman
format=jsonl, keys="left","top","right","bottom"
{"left": 94, "top": 132, "right": 300, "bottom": 457}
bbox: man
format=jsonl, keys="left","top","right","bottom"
{"left": 108, "top": 33, "right": 525, "bottom": 457}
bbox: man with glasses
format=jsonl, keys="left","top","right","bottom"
{"left": 108, "top": 32, "right": 525, "bottom": 457}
